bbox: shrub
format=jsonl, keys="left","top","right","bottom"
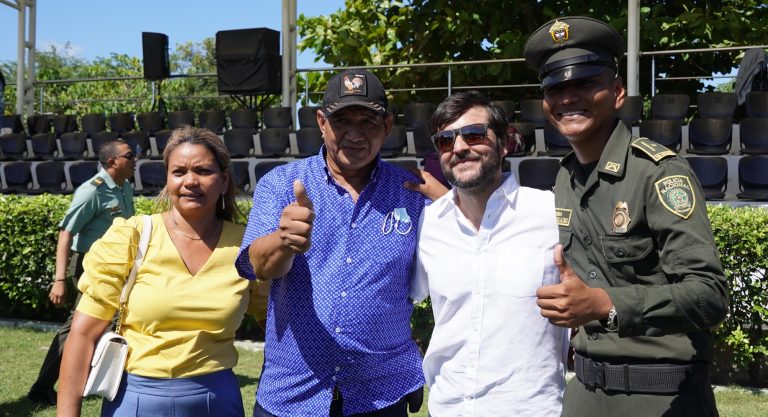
{"left": 708, "top": 205, "right": 768, "bottom": 386}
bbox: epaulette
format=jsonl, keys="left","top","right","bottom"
{"left": 630, "top": 138, "right": 676, "bottom": 163}
{"left": 90, "top": 177, "right": 104, "bottom": 187}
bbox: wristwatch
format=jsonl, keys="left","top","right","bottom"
{"left": 603, "top": 306, "right": 619, "bottom": 332}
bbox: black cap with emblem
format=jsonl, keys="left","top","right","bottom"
{"left": 321, "top": 69, "right": 388, "bottom": 117}
{"left": 523, "top": 16, "right": 625, "bottom": 88}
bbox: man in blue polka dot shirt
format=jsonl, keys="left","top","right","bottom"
{"left": 236, "top": 69, "right": 447, "bottom": 417}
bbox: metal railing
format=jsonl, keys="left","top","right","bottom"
{"left": 4, "top": 44, "right": 767, "bottom": 113}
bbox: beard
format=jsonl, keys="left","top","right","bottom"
{"left": 441, "top": 147, "right": 502, "bottom": 192}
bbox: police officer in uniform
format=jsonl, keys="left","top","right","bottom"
{"left": 27, "top": 140, "right": 136, "bottom": 406}
{"left": 524, "top": 17, "right": 728, "bottom": 416}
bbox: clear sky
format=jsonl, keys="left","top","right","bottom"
{"left": 0, "top": 0, "right": 345, "bottom": 69}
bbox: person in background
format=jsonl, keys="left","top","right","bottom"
{"left": 237, "top": 69, "right": 447, "bottom": 417}
{"left": 524, "top": 16, "right": 728, "bottom": 416}
{"left": 57, "top": 127, "right": 266, "bottom": 417}
{"left": 27, "top": 140, "right": 136, "bottom": 407}
{"left": 411, "top": 91, "right": 568, "bottom": 416}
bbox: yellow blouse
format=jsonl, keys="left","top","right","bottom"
{"left": 77, "top": 213, "right": 266, "bottom": 378}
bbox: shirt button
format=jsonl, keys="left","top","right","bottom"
{"left": 465, "top": 395, "right": 474, "bottom": 400}
{"left": 615, "top": 248, "right": 626, "bottom": 257}
{"left": 341, "top": 291, "right": 347, "bottom": 297}
{"left": 584, "top": 236, "right": 592, "bottom": 245}
{"left": 346, "top": 257, "right": 352, "bottom": 264}
{"left": 332, "top": 376, "right": 337, "bottom": 381}
{"left": 335, "top": 327, "right": 341, "bottom": 333}
{"left": 351, "top": 222, "right": 357, "bottom": 228}
{"left": 335, "top": 366, "right": 341, "bottom": 372}
{"left": 589, "top": 332, "right": 599, "bottom": 340}
{"left": 588, "top": 271, "right": 597, "bottom": 279}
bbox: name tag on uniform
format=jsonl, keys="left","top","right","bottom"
{"left": 555, "top": 208, "right": 572, "bottom": 227}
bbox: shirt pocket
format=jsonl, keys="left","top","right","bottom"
{"left": 600, "top": 235, "right": 663, "bottom": 285}
{"left": 494, "top": 247, "right": 546, "bottom": 297}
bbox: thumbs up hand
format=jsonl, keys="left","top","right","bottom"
{"left": 535, "top": 244, "right": 613, "bottom": 328}
{"left": 278, "top": 180, "right": 316, "bottom": 253}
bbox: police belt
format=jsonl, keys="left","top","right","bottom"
{"left": 574, "top": 353, "right": 709, "bottom": 394}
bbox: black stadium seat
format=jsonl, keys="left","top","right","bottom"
{"left": 403, "top": 103, "right": 435, "bottom": 129}
{"left": 1, "top": 161, "right": 33, "bottom": 193}
{"left": 738, "top": 118, "right": 768, "bottom": 155}
{"left": 745, "top": 91, "right": 768, "bottom": 118}
{"left": 59, "top": 132, "right": 88, "bottom": 160}
{"left": 737, "top": 155, "right": 768, "bottom": 200}
{"left": 380, "top": 125, "right": 407, "bottom": 158}
{"left": 518, "top": 158, "right": 560, "bottom": 191}
{"left": 31, "top": 161, "right": 67, "bottom": 194}
{"left": 121, "top": 131, "right": 150, "bottom": 158}
{"left": 651, "top": 94, "right": 690, "bottom": 121}
{"left": 539, "top": 123, "right": 572, "bottom": 157}
{"left": 30, "top": 132, "right": 58, "bottom": 160}
{"left": 198, "top": 109, "right": 226, "bottom": 134}
{"left": 168, "top": 110, "right": 195, "bottom": 129}
{"left": 138, "top": 161, "right": 166, "bottom": 196}
{"left": 263, "top": 107, "right": 292, "bottom": 129}
{"left": 639, "top": 119, "right": 682, "bottom": 152}
{"left": 68, "top": 161, "right": 99, "bottom": 188}
{"left": 685, "top": 156, "right": 727, "bottom": 200}
{"left": 296, "top": 127, "right": 324, "bottom": 157}
{"left": 259, "top": 128, "right": 290, "bottom": 157}
{"left": 88, "top": 131, "right": 119, "bottom": 160}
{"left": 223, "top": 129, "right": 254, "bottom": 158}
{"left": 229, "top": 108, "right": 259, "bottom": 129}
{"left": 298, "top": 106, "right": 321, "bottom": 128}
{"left": 231, "top": 160, "right": 251, "bottom": 194}
{"left": 52, "top": 115, "right": 78, "bottom": 136}
{"left": 491, "top": 100, "right": 516, "bottom": 122}
{"left": 81, "top": 113, "right": 106, "bottom": 137}
{"left": 696, "top": 92, "right": 737, "bottom": 119}
{"left": 27, "top": 114, "right": 52, "bottom": 135}
{"left": 617, "top": 96, "right": 643, "bottom": 127}
{"left": 519, "top": 99, "right": 547, "bottom": 128}
{"left": 0, "top": 133, "right": 28, "bottom": 160}
{"left": 152, "top": 130, "right": 173, "bottom": 159}
{"left": 108, "top": 112, "right": 135, "bottom": 134}
{"left": 136, "top": 111, "right": 165, "bottom": 135}
{"left": 253, "top": 160, "right": 288, "bottom": 186}
{"left": 687, "top": 118, "right": 732, "bottom": 155}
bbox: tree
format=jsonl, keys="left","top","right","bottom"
{"left": 298, "top": 0, "right": 768, "bottom": 106}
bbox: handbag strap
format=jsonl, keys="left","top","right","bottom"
{"left": 116, "top": 214, "right": 152, "bottom": 334}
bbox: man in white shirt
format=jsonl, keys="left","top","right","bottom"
{"left": 411, "top": 91, "right": 568, "bottom": 417}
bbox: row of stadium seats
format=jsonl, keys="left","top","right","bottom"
{"left": 2, "top": 155, "right": 767, "bottom": 201}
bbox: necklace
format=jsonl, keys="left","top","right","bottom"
{"left": 169, "top": 211, "right": 220, "bottom": 241}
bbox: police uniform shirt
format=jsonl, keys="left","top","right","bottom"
{"left": 59, "top": 169, "right": 135, "bottom": 253}
{"left": 555, "top": 121, "right": 728, "bottom": 364}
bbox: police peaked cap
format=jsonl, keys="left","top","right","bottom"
{"left": 524, "top": 16, "right": 625, "bottom": 87}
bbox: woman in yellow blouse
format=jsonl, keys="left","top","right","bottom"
{"left": 58, "top": 127, "right": 265, "bottom": 417}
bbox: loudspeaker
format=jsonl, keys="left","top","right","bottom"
{"left": 216, "top": 28, "right": 281, "bottom": 95}
{"left": 142, "top": 32, "right": 170, "bottom": 81}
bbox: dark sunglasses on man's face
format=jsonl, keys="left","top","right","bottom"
{"left": 118, "top": 151, "right": 136, "bottom": 160}
{"left": 431, "top": 123, "right": 489, "bottom": 152}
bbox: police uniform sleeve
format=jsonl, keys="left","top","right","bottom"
{"left": 58, "top": 184, "right": 100, "bottom": 234}
{"left": 76, "top": 216, "right": 143, "bottom": 321}
{"left": 605, "top": 158, "right": 729, "bottom": 337}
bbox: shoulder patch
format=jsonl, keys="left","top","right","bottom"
{"left": 90, "top": 177, "right": 104, "bottom": 186}
{"left": 555, "top": 208, "right": 572, "bottom": 227}
{"left": 631, "top": 138, "right": 676, "bottom": 162}
{"left": 654, "top": 175, "right": 696, "bottom": 219}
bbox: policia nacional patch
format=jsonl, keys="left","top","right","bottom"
{"left": 654, "top": 175, "right": 696, "bottom": 219}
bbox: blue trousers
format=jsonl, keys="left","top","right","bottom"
{"left": 102, "top": 369, "right": 245, "bottom": 417}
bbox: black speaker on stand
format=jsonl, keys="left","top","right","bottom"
{"left": 142, "top": 32, "right": 170, "bottom": 115}
{"left": 216, "top": 28, "right": 282, "bottom": 96}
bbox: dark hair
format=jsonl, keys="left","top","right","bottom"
{"left": 430, "top": 91, "right": 509, "bottom": 150}
{"left": 156, "top": 127, "right": 241, "bottom": 222}
{"left": 97, "top": 140, "right": 127, "bottom": 168}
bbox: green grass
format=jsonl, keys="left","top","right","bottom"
{"left": 1, "top": 327, "right": 765, "bottom": 417}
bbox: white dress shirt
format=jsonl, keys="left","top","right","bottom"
{"left": 412, "top": 173, "right": 568, "bottom": 417}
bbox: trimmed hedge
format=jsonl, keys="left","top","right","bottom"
{"left": 1, "top": 196, "right": 765, "bottom": 385}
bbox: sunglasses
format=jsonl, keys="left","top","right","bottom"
{"left": 431, "top": 123, "right": 489, "bottom": 152}
{"left": 118, "top": 151, "right": 136, "bottom": 160}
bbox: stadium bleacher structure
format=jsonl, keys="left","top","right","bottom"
{"left": 2, "top": 91, "right": 768, "bottom": 203}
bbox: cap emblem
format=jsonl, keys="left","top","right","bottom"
{"left": 341, "top": 74, "right": 366, "bottom": 96}
{"left": 549, "top": 20, "right": 570, "bottom": 44}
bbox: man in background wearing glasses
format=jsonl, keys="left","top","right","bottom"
{"left": 28, "top": 140, "right": 136, "bottom": 406}
{"left": 410, "top": 91, "right": 568, "bottom": 416}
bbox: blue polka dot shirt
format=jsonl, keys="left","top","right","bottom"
{"left": 236, "top": 150, "right": 427, "bottom": 416}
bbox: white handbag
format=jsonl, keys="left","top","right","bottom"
{"left": 83, "top": 215, "right": 152, "bottom": 401}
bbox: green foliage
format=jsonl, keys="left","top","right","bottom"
{"left": 0, "top": 195, "right": 69, "bottom": 319}
{"left": 298, "top": 0, "right": 768, "bottom": 105}
{"left": 708, "top": 205, "right": 768, "bottom": 385}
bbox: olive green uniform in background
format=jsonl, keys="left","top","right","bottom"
{"left": 30, "top": 169, "right": 134, "bottom": 392}
{"left": 555, "top": 122, "right": 729, "bottom": 416}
